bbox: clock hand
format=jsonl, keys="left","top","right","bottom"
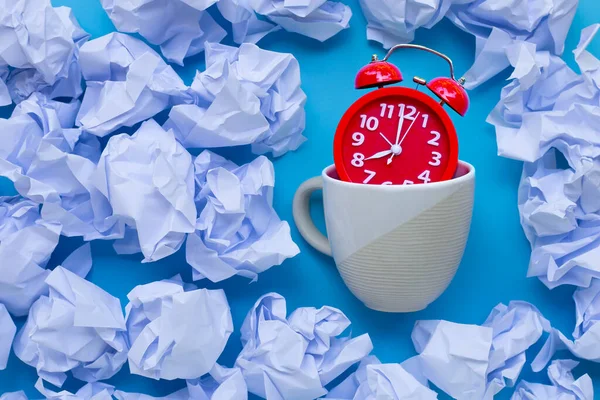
{"left": 398, "top": 111, "right": 421, "bottom": 146}
{"left": 379, "top": 132, "right": 394, "bottom": 147}
{"left": 394, "top": 109, "right": 405, "bottom": 145}
{"left": 388, "top": 113, "right": 420, "bottom": 165}
{"left": 365, "top": 149, "right": 393, "bottom": 160}
{"left": 388, "top": 108, "right": 410, "bottom": 165}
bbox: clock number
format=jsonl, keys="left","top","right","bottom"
{"left": 359, "top": 114, "right": 379, "bottom": 131}
{"left": 398, "top": 104, "right": 417, "bottom": 120}
{"left": 379, "top": 103, "right": 394, "bottom": 118}
{"left": 351, "top": 152, "right": 365, "bottom": 167}
{"left": 428, "top": 130, "right": 440, "bottom": 146}
{"left": 418, "top": 170, "right": 431, "bottom": 184}
{"left": 429, "top": 151, "right": 442, "bottom": 166}
{"left": 352, "top": 132, "right": 364, "bottom": 146}
{"left": 381, "top": 181, "right": 393, "bottom": 185}
{"left": 363, "top": 169, "right": 376, "bottom": 184}
{"left": 403, "top": 180, "right": 414, "bottom": 185}
{"left": 422, "top": 114, "right": 429, "bottom": 128}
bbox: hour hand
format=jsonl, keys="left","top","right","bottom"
{"left": 365, "top": 149, "right": 393, "bottom": 160}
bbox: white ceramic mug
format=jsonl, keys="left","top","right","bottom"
{"left": 293, "top": 161, "right": 475, "bottom": 312}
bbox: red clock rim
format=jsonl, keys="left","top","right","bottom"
{"left": 333, "top": 86, "right": 459, "bottom": 184}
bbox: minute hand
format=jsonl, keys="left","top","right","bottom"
{"left": 398, "top": 112, "right": 420, "bottom": 146}
{"left": 394, "top": 108, "right": 405, "bottom": 145}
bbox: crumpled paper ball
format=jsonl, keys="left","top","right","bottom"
{"left": 218, "top": 0, "right": 352, "bottom": 44}
{"left": 165, "top": 42, "right": 307, "bottom": 157}
{"left": 100, "top": 0, "right": 226, "bottom": 65}
{"left": 447, "top": 0, "right": 578, "bottom": 88}
{"left": 13, "top": 266, "right": 128, "bottom": 388}
{"left": 125, "top": 276, "right": 233, "bottom": 380}
{"left": 0, "top": 93, "right": 122, "bottom": 242}
{"left": 236, "top": 293, "right": 373, "bottom": 399}
{"left": 518, "top": 152, "right": 600, "bottom": 289}
{"left": 77, "top": 33, "right": 194, "bottom": 137}
{"left": 532, "top": 278, "right": 600, "bottom": 370}
{"left": 489, "top": 25, "right": 600, "bottom": 289}
{"left": 357, "top": 0, "right": 578, "bottom": 88}
{"left": 326, "top": 356, "right": 437, "bottom": 399}
{"left": 0, "top": 0, "right": 90, "bottom": 104}
{"left": 35, "top": 378, "right": 115, "bottom": 400}
{"left": 513, "top": 359, "right": 593, "bottom": 400}
{"left": 184, "top": 365, "right": 248, "bottom": 400}
{"left": 487, "top": 42, "right": 583, "bottom": 162}
{"left": 358, "top": 0, "right": 450, "bottom": 47}
{"left": 412, "top": 301, "right": 551, "bottom": 399}
{"left": 94, "top": 119, "right": 197, "bottom": 262}
{"left": 0, "top": 196, "right": 61, "bottom": 316}
{"left": 186, "top": 150, "right": 299, "bottom": 282}
{"left": 0, "top": 195, "right": 92, "bottom": 318}
{"left": 115, "top": 364, "right": 247, "bottom": 399}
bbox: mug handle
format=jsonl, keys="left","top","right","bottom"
{"left": 292, "top": 177, "right": 332, "bottom": 256}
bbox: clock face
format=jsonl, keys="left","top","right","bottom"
{"left": 334, "top": 87, "right": 458, "bottom": 185}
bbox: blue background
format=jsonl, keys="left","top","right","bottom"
{"left": 1, "top": 0, "right": 600, "bottom": 398}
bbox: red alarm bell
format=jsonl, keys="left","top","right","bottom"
{"left": 334, "top": 44, "right": 469, "bottom": 186}
{"left": 355, "top": 58, "right": 403, "bottom": 89}
{"left": 426, "top": 77, "right": 469, "bottom": 116}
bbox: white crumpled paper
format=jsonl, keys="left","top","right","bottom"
{"left": 0, "top": 196, "right": 61, "bottom": 316}
{"left": 487, "top": 41, "right": 582, "bottom": 163}
{"left": 0, "top": 304, "right": 15, "bottom": 370}
{"left": 235, "top": 293, "right": 373, "bottom": 399}
{"left": 0, "top": 93, "right": 123, "bottom": 242}
{"left": 94, "top": 119, "right": 197, "bottom": 262}
{"left": 13, "top": 266, "right": 128, "bottom": 388}
{"left": 125, "top": 276, "right": 233, "bottom": 380}
{"left": 326, "top": 356, "right": 437, "bottom": 399}
{"left": 467, "top": 29, "right": 600, "bottom": 379}
{"left": 512, "top": 360, "right": 593, "bottom": 400}
{"left": 218, "top": 0, "right": 351, "bottom": 44}
{"left": 489, "top": 25, "right": 600, "bottom": 289}
{"left": 35, "top": 379, "right": 115, "bottom": 400}
{"left": 358, "top": 0, "right": 578, "bottom": 88}
{"left": 77, "top": 33, "right": 194, "bottom": 137}
{"left": 100, "top": 0, "right": 226, "bottom": 65}
{"left": 186, "top": 150, "right": 299, "bottom": 282}
{"left": 0, "top": 194, "right": 94, "bottom": 317}
{"left": 164, "top": 42, "right": 307, "bottom": 157}
{"left": 532, "top": 279, "right": 600, "bottom": 370}
{"left": 115, "top": 365, "right": 248, "bottom": 400}
{"left": 358, "top": 0, "right": 450, "bottom": 48}
{"left": 448, "top": 0, "right": 579, "bottom": 88}
{"left": 0, "top": 0, "right": 89, "bottom": 104}
{"left": 0, "top": 393, "right": 27, "bottom": 400}
{"left": 412, "top": 301, "right": 551, "bottom": 399}
{"left": 0, "top": 67, "right": 9, "bottom": 106}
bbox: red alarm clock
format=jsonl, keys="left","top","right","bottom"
{"left": 334, "top": 44, "right": 469, "bottom": 185}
